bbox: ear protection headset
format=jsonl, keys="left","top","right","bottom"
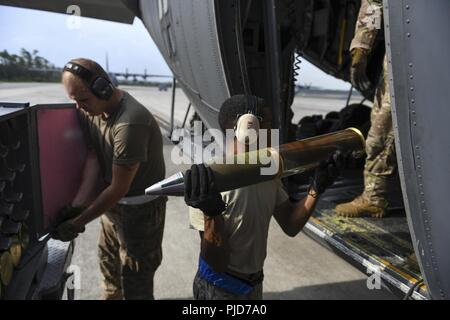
{"left": 234, "top": 95, "right": 262, "bottom": 145}
{"left": 63, "top": 62, "right": 114, "bottom": 100}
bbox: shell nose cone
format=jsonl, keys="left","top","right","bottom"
{"left": 145, "top": 172, "right": 185, "bottom": 196}
{"left": 145, "top": 183, "right": 162, "bottom": 195}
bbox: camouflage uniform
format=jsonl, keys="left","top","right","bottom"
{"left": 350, "top": 0, "right": 397, "bottom": 208}
{"left": 98, "top": 197, "right": 166, "bottom": 300}
{"left": 77, "top": 91, "right": 167, "bottom": 299}
{"left": 350, "top": 0, "right": 383, "bottom": 52}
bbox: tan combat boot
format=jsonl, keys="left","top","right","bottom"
{"left": 334, "top": 196, "right": 386, "bottom": 218}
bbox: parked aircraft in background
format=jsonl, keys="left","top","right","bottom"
{"left": 0, "top": 0, "right": 449, "bottom": 300}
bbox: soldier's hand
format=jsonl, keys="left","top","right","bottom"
{"left": 350, "top": 48, "right": 371, "bottom": 93}
{"left": 51, "top": 205, "right": 86, "bottom": 242}
{"left": 52, "top": 219, "right": 85, "bottom": 242}
{"left": 184, "top": 164, "right": 226, "bottom": 217}
{"left": 310, "top": 151, "right": 344, "bottom": 196}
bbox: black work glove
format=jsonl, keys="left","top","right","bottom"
{"left": 51, "top": 205, "right": 86, "bottom": 242}
{"left": 350, "top": 48, "right": 372, "bottom": 94}
{"left": 184, "top": 164, "right": 226, "bottom": 217}
{"left": 57, "top": 205, "right": 85, "bottom": 222}
{"left": 310, "top": 151, "right": 344, "bottom": 196}
{"left": 52, "top": 220, "right": 85, "bottom": 242}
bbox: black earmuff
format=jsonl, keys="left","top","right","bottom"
{"left": 63, "top": 62, "right": 114, "bottom": 100}
{"left": 91, "top": 77, "right": 114, "bottom": 100}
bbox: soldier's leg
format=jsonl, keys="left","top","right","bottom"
{"left": 335, "top": 56, "right": 398, "bottom": 217}
{"left": 116, "top": 199, "right": 166, "bottom": 300}
{"left": 98, "top": 213, "right": 123, "bottom": 300}
{"left": 362, "top": 57, "right": 398, "bottom": 208}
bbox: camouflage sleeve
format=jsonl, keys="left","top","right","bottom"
{"left": 350, "top": 0, "right": 383, "bottom": 52}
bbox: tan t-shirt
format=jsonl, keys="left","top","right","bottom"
{"left": 189, "top": 179, "right": 289, "bottom": 274}
{"left": 78, "top": 91, "right": 165, "bottom": 196}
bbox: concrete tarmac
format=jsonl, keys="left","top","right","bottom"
{"left": 0, "top": 82, "right": 394, "bottom": 300}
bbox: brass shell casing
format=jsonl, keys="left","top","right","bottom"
{"left": 145, "top": 128, "right": 366, "bottom": 196}
{"left": 9, "top": 236, "right": 22, "bottom": 267}
{"left": 209, "top": 128, "right": 365, "bottom": 192}
{"left": 0, "top": 251, "right": 14, "bottom": 286}
{"left": 19, "top": 224, "right": 30, "bottom": 250}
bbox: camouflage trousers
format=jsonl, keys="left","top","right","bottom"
{"left": 193, "top": 271, "right": 263, "bottom": 300}
{"left": 363, "top": 56, "right": 399, "bottom": 208}
{"left": 98, "top": 197, "right": 166, "bottom": 300}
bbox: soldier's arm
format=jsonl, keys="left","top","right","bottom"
{"left": 72, "top": 109, "right": 103, "bottom": 207}
{"left": 200, "top": 215, "right": 230, "bottom": 272}
{"left": 72, "top": 147, "right": 103, "bottom": 207}
{"left": 350, "top": 0, "right": 383, "bottom": 53}
{"left": 274, "top": 151, "right": 342, "bottom": 236}
{"left": 72, "top": 163, "right": 140, "bottom": 227}
{"left": 273, "top": 193, "right": 318, "bottom": 237}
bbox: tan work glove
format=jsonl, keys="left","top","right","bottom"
{"left": 350, "top": 48, "right": 371, "bottom": 93}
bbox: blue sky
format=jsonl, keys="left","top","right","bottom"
{"left": 0, "top": 5, "right": 351, "bottom": 90}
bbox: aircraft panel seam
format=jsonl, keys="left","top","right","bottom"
{"left": 208, "top": 0, "right": 230, "bottom": 99}
{"left": 402, "top": 0, "right": 442, "bottom": 298}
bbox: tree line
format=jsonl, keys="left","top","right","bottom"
{"left": 0, "top": 48, "right": 172, "bottom": 87}
{"left": 0, "top": 48, "right": 60, "bottom": 82}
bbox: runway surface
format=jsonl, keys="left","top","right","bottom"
{"left": 0, "top": 82, "right": 394, "bottom": 300}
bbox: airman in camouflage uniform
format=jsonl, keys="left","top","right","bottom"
{"left": 335, "top": 0, "right": 399, "bottom": 218}
{"left": 56, "top": 58, "right": 167, "bottom": 300}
